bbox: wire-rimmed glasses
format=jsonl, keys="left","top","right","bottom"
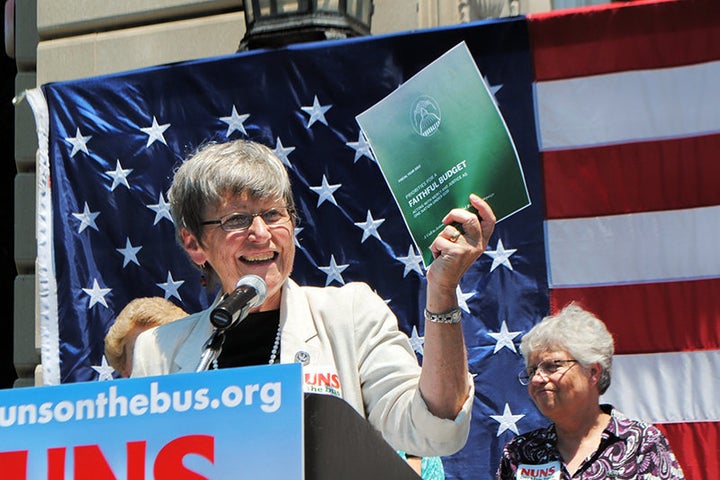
{"left": 517, "top": 359, "right": 578, "bottom": 385}
{"left": 201, "top": 206, "right": 294, "bottom": 232}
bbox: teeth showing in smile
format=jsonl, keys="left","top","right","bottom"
{"left": 242, "top": 252, "right": 275, "bottom": 263}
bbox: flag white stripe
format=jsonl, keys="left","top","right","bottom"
{"left": 545, "top": 205, "right": 720, "bottom": 288}
{"left": 535, "top": 60, "right": 720, "bottom": 151}
{"left": 601, "top": 349, "right": 720, "bottom": 424}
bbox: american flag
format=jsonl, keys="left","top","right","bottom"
{"left": 529, "top": 1, "right": 719, "bottom": 478}
{"left": 27, "top": 1, "right": 718, "bottom": 478}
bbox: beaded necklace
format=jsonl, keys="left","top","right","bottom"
{"left": 268, "top": 323, "right": 281, "bottom": 365}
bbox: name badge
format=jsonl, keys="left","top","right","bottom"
{"left": 516, "top": 461, "right": 561, "bottom": 480}
{"left": 302, "top": 365, "right": 342, "bottom": 398}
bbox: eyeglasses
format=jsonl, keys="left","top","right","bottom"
{"left": 201, "top": 206, "right": 294, "bottom": 232}
{"left": 517, "top": 359, "right": 578, "bottom": 385}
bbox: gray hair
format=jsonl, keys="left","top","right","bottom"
{"left": 168, "top": 139, "right": 296, "bottom": 247}
{"left": 519, "top": 302, "right": 614, "bottom": 394}
{"left": 167, "top": 140, "right": 296, "bottom": 288}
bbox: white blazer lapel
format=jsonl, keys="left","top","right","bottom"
{"left": 279, "top": 279, "right": 319, "bottom": 364}
{"left": 173, "top": 311, "right": 216, "bottom": 373}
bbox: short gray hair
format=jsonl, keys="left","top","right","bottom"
{"left": 168, "top": 139, "right": 296, "bottom": 247}
{"left": 520, "top": 302, "right": 614, "bottom": 394}
{"left": 167, "top": 139, "right": 296, "bottom": 289}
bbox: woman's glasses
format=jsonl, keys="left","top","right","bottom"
{"left": 202, "top": 207, "right": 294, "bottom": 232}
{"left": 517, "top": 359, "right": 578, "bottom": 385}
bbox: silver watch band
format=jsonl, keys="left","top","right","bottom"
{"left": 424, "top": 307, "right": 462, "bottom": 324}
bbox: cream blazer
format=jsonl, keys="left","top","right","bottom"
{"left": 132, "top": 279, "right": 473, "bottom": 456}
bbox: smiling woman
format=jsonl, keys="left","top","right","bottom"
{"left": 496, "top": 302, "right": 686, "bottom": 480}
{"left": 130, "top": 138, "right": 499, "bottom": 460}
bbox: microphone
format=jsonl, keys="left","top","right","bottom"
{"left": 210, "top": 274, "right": 267, "bottom": 330}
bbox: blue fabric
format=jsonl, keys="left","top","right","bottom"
{"left": 398, "top": 450, "right": 446, "bottom": 479}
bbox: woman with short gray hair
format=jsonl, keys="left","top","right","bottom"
{"left": 133, "top": 138, "right": 498, "bottom": 459}
{"left": 496, "top": 302, "right": 685, "bottom": 479}
{"left": 519, "top": 303, "right": 614, "bottom": 395}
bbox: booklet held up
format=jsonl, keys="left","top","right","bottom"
{"left": 356, "top": 41, "right": 530, "bottom": 268}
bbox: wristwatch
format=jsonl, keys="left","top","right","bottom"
{"left": 424, "top": 307, "right": 462, "bottom": 324}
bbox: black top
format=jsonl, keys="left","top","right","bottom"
{"left": 215, "top": 310, "right": 280, "bottom": 369}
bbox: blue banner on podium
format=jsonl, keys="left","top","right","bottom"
{"left": 0, "top": 363, "right": 304, "bottom": 479}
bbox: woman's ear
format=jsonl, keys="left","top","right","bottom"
{"left": 181, "top": 228, "right": 207, "bottom": 265}
{"left": 589, "top": 364, "right": 602, "bottom": 385}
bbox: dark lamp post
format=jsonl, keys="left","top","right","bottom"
{"left": 239, "top": 0, "right": 374, "bottom": 50}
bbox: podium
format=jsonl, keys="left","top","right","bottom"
{"left": 304, "top": 393, "right": 421, "bottom": 480}
{"left": 0, "top": 364, "right": 422, "bottom": 479}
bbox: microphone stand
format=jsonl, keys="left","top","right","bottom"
{"left": 195, "top": 328, "right": 227, "bottom": 372}
{"left": 195, "top": 274, "right": 267, "bottom": 372}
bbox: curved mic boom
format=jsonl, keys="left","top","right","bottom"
{"left": 210, "top": 274, "right": 267, "bottom": 329}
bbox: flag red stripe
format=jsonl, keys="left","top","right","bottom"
{"left": 528, "top": 0, "right": 720, "bottom": 81}
{"left": 657, "top": 421, "right": 720, "bottom": 480}
{"left": 543, "top": 134, "right": 720, "bottom": 219}
{"left": 549, "top": 278, "right": 720, "bottom": 355}
{"left": 534, "top": 2, "right": 719, "bottom": 476}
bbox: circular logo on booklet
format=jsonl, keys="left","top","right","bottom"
{"left": 410, "top": 95, "right": 441, "bottom": 137}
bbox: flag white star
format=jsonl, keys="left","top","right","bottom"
{"left": 82, "top": 279, "right": 111, "bottom": 309}
{"left": 457, "top": 286, "right": 475, "bottom": 313}
{"left": 346, "top": 131, "right": 375, "bottom": 163}
{"left": 397, "top": 246, "right": 424, "bottom": 278}
{"left": 220, "top": 105, "right": 250, "bottom": 137}
{"left": 293, "top": 226, "right": 304, "bottom": 247}
{"left": 484, "top": 75, "right": 503, "bottom": 100}
{"left": 490, "top": 403, "right": 525, "bottom": 436}
{"left": 409, "top": 325, "right": 424, "bottom": 356}
{"left": 147, "top": 192, "right": 173, "bottom": 225}
{"left": 91, "top": 356, "right": 115, "bottom": 381}
{"left": 116, "top": 237, "right": 142, "bottom": 267}
{"left": 354, "top": 210, "right": 385, "bottom": 243}
{"left": 140, "top": 116, "right": 170, "bottom": 147}
{"left": 377, "top": 292, "right": 391, "bottom": 305}
{"left": 157, "top": 271, "right": 184, "bottom": 301}
{"left": 483, "top": 239, "right": 517, "bottom": 272}
{"left": 309, "top": 175, "right": 341, "bottom": 207}
{"left": 72, "top": 202, "right": 100, "bottom": 233}
{"left": 274, "top": 137, "right": 296, "bottom": 168}
{"left": 488, "top": 320, "right": 522, "bottom": 354}
{"left": 318, "top": 254, "right": 349, "bottom": 286}
{"left": 65, "top": 127, "right": 92, "bottom": 157}
{"left": 300, "top": 95, "right": 332, "bottom": 128}
{"left": 105, "top": 160, "right": 133, "bottom": 191}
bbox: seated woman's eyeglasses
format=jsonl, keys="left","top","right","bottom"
{"left": 517, "top": 359, "right": 578, "bottom": 385}
{"left": 202, "top": 207, "right": 294, "bottom": 232}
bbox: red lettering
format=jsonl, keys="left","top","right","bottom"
{"left": 519, "top": 466, "right": 557, "bottom": 476}
{"left": 0, "top": 450, "right": 28, "bottom": 480}
{"left": 154, "top": 434, "right": 214, "bottom": 480}
{"left": 4, "top": 435, "right": 212, "bottom": 480}
{"left": 317, "top": 373, "right": 331, "bottom": 386}
{"left": 305, "top": 373, "right": 340, "bottom": 388}
{"left": 127, "top": 441, "right": 146, "bottom": 480}
{"left": 48, "top": 447, "right": 66, "bottom": 480}
{"left": 74, "top": 445, "right": 118, "bottom": 480}
{"left": 51, "top": 441, "right": 146, "bottom": 480}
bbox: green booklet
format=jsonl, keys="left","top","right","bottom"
{"left": 356, "top": 41, "right": 530, "bottom": 268}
